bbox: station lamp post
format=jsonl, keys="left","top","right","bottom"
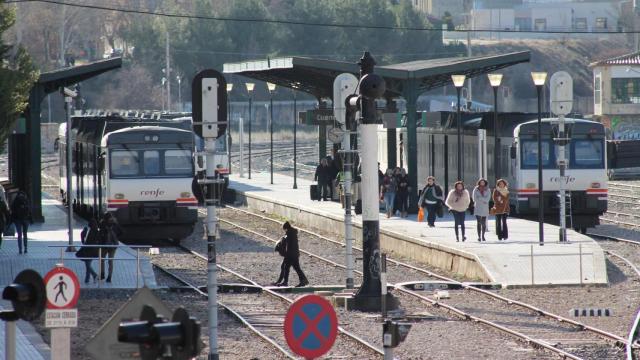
{"left": 531, "top": 71, "right": 547, "bottom": 246}
{"left": 292, "top": 87, "right": 298, "bottom": 189}
{"left": 488, "top": 73, "right": 503, "bottom": 183}
{"left": 226, "top": 83, "right": 233, "bottom": 174}
{"left": 267, "top": 82, "right": 276, "bottom": 184}
{"left": 245, "top": 82, "right": 255, "bottom": 179}
{"left": 451, "top": 74, "right": 466, "bottom": 181}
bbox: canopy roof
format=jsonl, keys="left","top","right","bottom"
{"left": 38, "top": 57, "right": 123, "bottom": 94}
{"left": 223, "top": 51, "right": 530, "bottom": 99}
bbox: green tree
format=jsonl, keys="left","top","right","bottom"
{"left": 0, "top": 2, "right": 38, "bottom": 142}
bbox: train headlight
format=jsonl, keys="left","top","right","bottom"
{"left": 180, "top": 192, "right": 191, "bottom": 198}
{"left": 590, "top": 182, "right": 601, "bottom": 189}
{"left": 526, "top": 183, "right": 536, "bottom": 189}
{"left": 114, "top": 193, "right": 125, "bottom": 200}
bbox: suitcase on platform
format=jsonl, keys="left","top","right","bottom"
{"left": 310, "top": 184, "right": 319, "bottom": 201}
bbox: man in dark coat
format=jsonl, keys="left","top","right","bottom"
{"left": 99, "top": 212, "right": 123, "bottom": 283}
{"left": 11, "top": 190, "right": 32, "bottom": 254}
{"left": 314, "top": 158, "right": 331, "bottom": 201}
{"left": 277, "top": 222, "right": 309, "bottom": 287}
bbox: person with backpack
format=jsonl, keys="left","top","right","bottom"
{"left": 76, "top": 218, "right": 100, "bottom": 283}
{"left": 11, "top": 190, "right": 32, "bottom": 254}
{"left": 273, "top": 222, "right": 309, "bottom": 287}
{"left": 0, "top": 186, "right": 10, "bottom": 248}
{"left": 99, "top": 212, "right": 123, "bottom": 283}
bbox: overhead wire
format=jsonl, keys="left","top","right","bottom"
{"left": 7, "top": 0, "right": 640, "bottom": 34}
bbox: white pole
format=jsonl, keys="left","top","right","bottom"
{"left": 6, "top": 321, "right": 15, "bottom": 360}
{"left": 205, "top": 137, "right": 218, "bottom": 360}
{"left": 48, "top": 95, "right": 52, "bottom": 123}
{"left": 165, "top": 31, "right": 171, "bottom": 112}
{"left": 239, "top": 117, "right": 244, "bottom": 178}
{"left": 65, "top": 96, "right": 74, "bottom": 250}
{"left": 559, "top": 114, "right": 567, "bottom": 242}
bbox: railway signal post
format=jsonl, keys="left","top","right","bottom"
{"left": 550, "top": 71, "right": 573, "bottom": 242}
{"left": 349, "top": 52, "right": 397, "bottom": 312}
{"left": 334, "top": 73, "right": 359, "bottom": 290}
{"left": 192, "top": 69, "right": 228, "bottom": 360}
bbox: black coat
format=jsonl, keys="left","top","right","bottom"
{"left": 10, "top": 192, "right": 32, "bottom": 223}
{"left": 76, "top": 226, "right": 101, "bottom": 258}
{"left": 100, "top": 219, "right": 123, "bottom": 246}
{"left": 284, "top": 228, "right": 300, "bottom": 259}
{"left": 314, "top": 165, "right": 331, "bottom": 184}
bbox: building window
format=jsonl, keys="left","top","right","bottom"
{"left": 594, "top": 74, "right": 601, "bottom": 105}
{"left": 534, "top": 19, "right": 546, "bottom": 31}
{"left": 515, "top": 17, "right": 531, "bottom": 31}
{"left": 611, "top": 78, "right": 640, "bottom": 104}
{"left": 595, "top": 17, "right": 607, "bottom": 30}
{"left": 575, "top": 18, "right": 587, "bottom": 31}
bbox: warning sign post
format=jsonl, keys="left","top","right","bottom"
{"left": 44, "top": 265, "right": 80, "bottom": 360}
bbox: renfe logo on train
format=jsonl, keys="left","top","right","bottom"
{"left": 549, "top": 176, "right": 576, "bottom": 184}
{"left": 140, "top": 188, "right": 165, "bottom": 197}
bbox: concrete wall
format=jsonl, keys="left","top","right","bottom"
{"left": 235, "top": 191, "right": 493, "bottom": 282}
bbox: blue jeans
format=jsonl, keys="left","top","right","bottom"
{"left": 15, "top": 220, "right": 28, "bottom": 253}
{"left": 384, "top": 192, "right": 396, "bottom": 214}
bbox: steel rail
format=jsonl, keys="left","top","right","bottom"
{"left": 606, "top": 250, "right": 640, "bottom": 279}
{"left": 218, "top": 215, "right": 602, "bottom": 359}
{"left": 173, "top": 235, "right": 384, "bottom": 357}
{"left": 152, "top": 263, "right": 297, "bottom": 359}
{"left": 394, "top": 286, "right": 584, "bottom": 360}
{"left": 222, "top": 205, "right": 630, "bottom": 348}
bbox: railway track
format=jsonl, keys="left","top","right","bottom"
{"left": 152, "top": 237, "right": 384, "bottom": 359}
{"left": 215, "top": 206, "right": 630, "bottom": 359}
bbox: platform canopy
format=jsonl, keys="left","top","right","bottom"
{"left": 18, "top": 57, "right": 122, "bottom": 221}
{"left": 223, "top": 51, "right": 530, "bottom": 214}
{"left": 223, "top": 51, "right": 530, "bottom": 99}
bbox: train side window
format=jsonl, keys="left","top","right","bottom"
{"left": 143, "top": 151, "right": 160, "bottom": 175}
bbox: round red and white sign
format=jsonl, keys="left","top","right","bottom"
{"left": 44, "top": 266, "right": 80, "bottom": 310}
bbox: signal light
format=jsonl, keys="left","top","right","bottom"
{"left": 118, "top": 305, "right": 202, "bottom": 360}
{"left": 0, "top": 269, "right": 46, "bottom": 322}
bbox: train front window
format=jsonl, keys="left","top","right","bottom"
{"left": 521, "top": 140, "right": 551, "bottom": 169}
{"left": 143, "top": 151, "right": 160, "bottom": 175}
{"left": 111, "top": 150, "right": 140, "bottom": 176}
{"left": 572, "top": 140, "right": 604, "bottom": 169}
{"left": 165, "top": 149, "right": 192, "bottom": 176}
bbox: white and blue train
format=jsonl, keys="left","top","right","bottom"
{"left": 378, "top": 115, "right": 607, "bottom": 232}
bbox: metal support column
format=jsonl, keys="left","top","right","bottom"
{"left": 404, "top": 88, "right": 419, "bottom": 213}
{"left": 387, "top": 128, "right": 396, "bottom": 169}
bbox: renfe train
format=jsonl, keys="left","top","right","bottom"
{"left": 378, "top": 115, "right": 607, "bottom": 232}
{"left": 58, "top": 113, "right": 209, "bottom": 241}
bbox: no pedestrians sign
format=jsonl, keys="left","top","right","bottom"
{"left": 44, "top": 265, "right": 80, "bottom": 328}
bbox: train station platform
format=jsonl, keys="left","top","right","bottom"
{"left": 0, "top": 196, "right": 157, "bottom": 289}
{"left": 229, "top": 172, "right": 608, "bottom": 287}
{"left": 0, "top": 195, "right": 157, "bottom": 359}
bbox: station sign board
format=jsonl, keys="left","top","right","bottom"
{"left": 298, "top": 109, "right": 337, "bottom": 125}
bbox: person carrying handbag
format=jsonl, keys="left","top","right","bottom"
{"left": 492, "top": 179, "right": 510, "bottom": 240}
{"left": 76, "top": 218, "right": 100, "bottom": 283}
{"left": 418, "top": 176, "right": 444, "bottom": 227}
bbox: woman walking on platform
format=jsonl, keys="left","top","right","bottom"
{"left": 445, "top": 181, "right": 470, "bottom": 242}
{"left": 396, "top": 168, "right": 410, "bottom": 217}
{"left": 472, "top": 179, "right": 491, "bottom": 242}
{"left": 418, "top": 176, "right": 443, "bottom": 227}
{"left": 11, "top": 190, "right": 32, "bottom": 254}
{"left": 492, "top": 179, "right": 510, "bottom": 240}
{"left": 381, "top": 169, "right": 397, "bottom": 218}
